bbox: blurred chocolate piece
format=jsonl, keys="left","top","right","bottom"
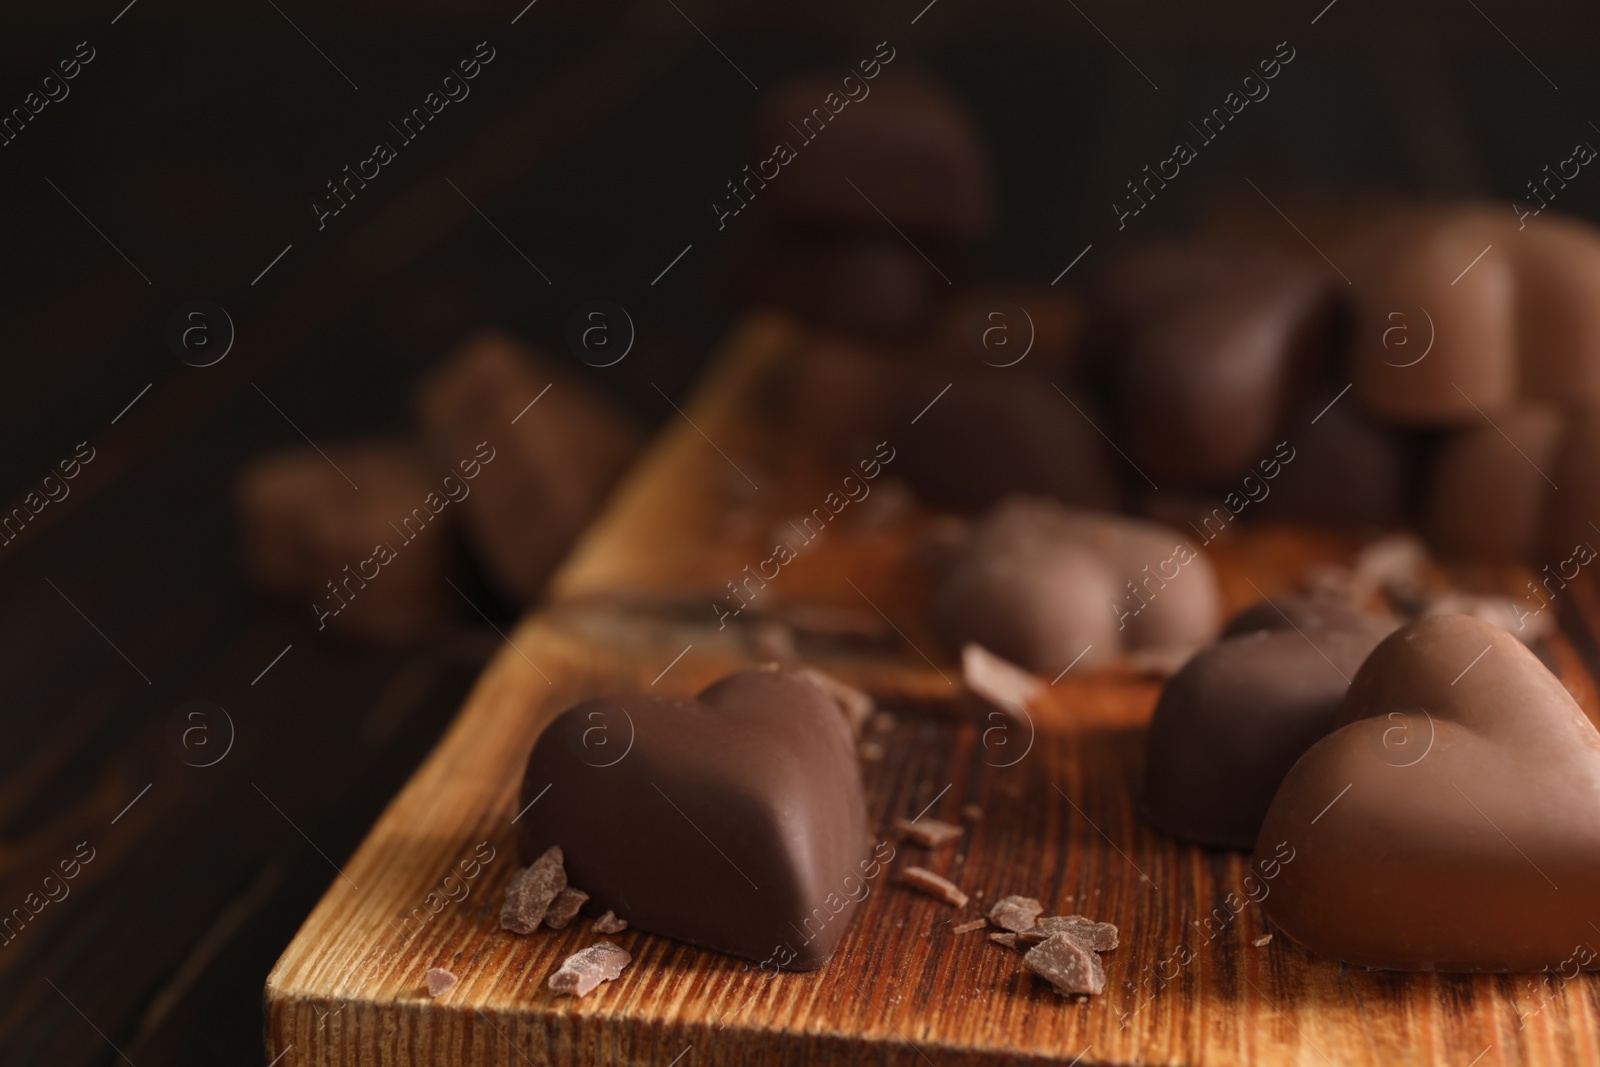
{"left": 1143, "top": 597, "right": 1389, "bottom": 850}
{"left": 1427, "top": 406, "right": 1559, "bottom": 560}
{"left": 1347, "top": 209, "right": 1516, "bottom": 424}
{"left": 988, "top": 894, "right": 1044, "bottom": 933}
{"left": 1258, "top": 614, "right": 1600, "bottom": 971}
{"left": 548, "top": 941, "right": 631, "bottom": 998}
{"left": 937, "top": 498, "right": 1221, "bottom": 674}
{"left": 732, "top": 226, "right": 943, "bottom": 341}
{"left": 752, "top": 77, "right": 992, "bottom": 244}
{"left": 415, "top": 332, "right": 642, "bottom": 603}
{"left": 425, "top": 967, "right": 457, "bottom": 997}
{"left": 989, "top": 932, "right": 1019, "bottom": 948}
{"left": 953, "top": 918, "right": 989, "bottom": 935}
{"left": 961, "top": 643, "right": 1042, "bottom": 717}
{"left": 1511, "top": 214, "right": 1600, "bottom": 409}
{"left": 894, "top": 817, "right": 962, "bottom": 849}
{"left": 519, "top": 669, "right": 867, "bottom": 969}
{"left": 899, "top": 376, "right": 1120, "bottom": 512}
{"left": 899, "top": 865, "right": 969, "bottom": 907}
{"left": 1092, "top": 243, "right": 1339, "bottom": 484}
{"left": 783, "top": 335, "right": 913, "bottom": 462}
{"left": 592, "top": 910, "right": 628, "bottom": 934}
{"left": 544, "top": 887, "right": 589, "bottom": 930}
{"left": 235, "top": 442, "right": 453, "bottom": 641}
{"left": 1255, "top": 390, "right": 1414, "bottom": 528}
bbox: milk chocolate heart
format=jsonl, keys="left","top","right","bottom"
{"left": 518, "top": 669, "right": 871, "bottom": 970}
{"left": 1143, "top": 596, "right": 1391, "bottom": 850}
{"left": 1257, "top": 614, "right": 1600, "bottom": 971}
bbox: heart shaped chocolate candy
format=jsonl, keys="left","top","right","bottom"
{"left": 1143, "top": 596, "right": 1391, "bottom": 849}
{"left": 1257, "top": 614, "right": 1600, "bottom": 971}
{"left": 518, "top": 669, "right": 871, "bottom": 969}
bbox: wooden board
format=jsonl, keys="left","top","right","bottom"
{"left": 265, "top": 314, "right": 1600, "bottom": 1066}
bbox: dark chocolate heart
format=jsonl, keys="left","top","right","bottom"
{"left": 1143, "top": 596, "right": 1390, "bottom": 849}
{"left": 1257, "top": 614, "right": 1600, "bottom": 971}
{"left": 518, "top": 669, "right": 871, "bottom": 970}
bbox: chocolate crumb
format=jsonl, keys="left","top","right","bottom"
{"left": 1252, "top": 933, "right": 1273, "bottom": 948}
{"left": 1019, "top": 915, "right": 1119, "bottom": 952}
{"left": 952, "top": 918, "right": 988, "bottom": 935}
{"left": 593, "top": 910, "right": 628, "bottom": 934}
{"left": 425, "top": 967, "right": 458, "bottom": 997}
{"left": 988, "top": 894, "right": 1045, "bottom": 933}
{"left": 989, "top": 932, "right": 1019, "bottom": 948}
{"left": 794, "top": 666, "right": 875, "bottom": 737}
{"left": 544, "top": 887, "right": 589, "bottom": 930}
{"left": 500, "top": 846, "right": 567, "bottom": 934}
{"left": 548, "top": 941, "right": 632, "bottom": 998}
{"left": 962, "top": 803, "right": 983, "bottom": 822}
{"left": 1023, "top": 933, "right": 1106, "bottom": 996}
{"left": 894, "top": 817, "right": 963, "bottom": 848}
{"left": 899, "top": 866, "right": 969, "bottom": 908}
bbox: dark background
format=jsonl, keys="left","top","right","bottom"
{"left": 2, "top": 1, "right": 1598, "bottom": 1063}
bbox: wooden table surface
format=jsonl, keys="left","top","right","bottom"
{"left": 265, "top": 316, "right": 1600, "bottom": 1066}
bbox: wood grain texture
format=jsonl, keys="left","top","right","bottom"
{"left": 265, "top": 313, "right": 1600, "bottom": 1065}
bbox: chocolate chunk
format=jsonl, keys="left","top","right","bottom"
{"left": 1023, "top": 933, "right": 1106, "bottom": 996}
{"left": 1252, "top": 934, "right": 1273, "bottom": 948}
{"left": 234, "top": 442, "right": 454, "bottom": 641}
{"left": 1092, "top": 243, "right": 1340, "bottom": 485}
{"left": 899, "top": 866, "right": 969, "bottom": 908}
{"left": 519, "top": 669, "right": 868, "bottom": 969}
{"left": 751, "top": 77, "right": 992, "bottom": 244}
{"left": 987, "top": 894, "right": 1044, "bottom": 933}
{"left": 1427, "top": 406, "right": 1560, "bottom": 560}
{"left": 1258, "top": 614, "right": 1600, "bottom": 971}
{"left": 548, "top": 941, "right": 631, "bottom": 998}
{"left": 414, "top": 332, "right": 642, "bottom": 603}
{"left": 898, "top": 377, "right": 1120, "bottom": 513}
{"left": 499, "top": 847, "right": 567, "bottom": 935}
{"left": 937, "top": 498, "right": 1221, "bottom": 674}
{"left": 1018, "top": 915, "right": 1119, "bottom": 952}
{"left": 592, "top": 910, "right": 628, "bottom": 934}
{"left": 425, "top": 967, "right": 458, "bottom": 997}
{"left": 544, "top": 887, "right": 589, "bottom": 931}
{"left": 989, "top": 932, "right": 1019, "bottom": 948}
{"left": 952, "top": 918, "right": 988, "bottom": 935}
{"left": 1144, "top": 611, "right": 1388, "bottom": 850}
{"left": 894, "top": 817, "right": 963, "bottom": 849}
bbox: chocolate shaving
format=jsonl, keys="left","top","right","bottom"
{"left": 793, "top": 666, "right": 875, "bottom": 738}
{"left": 952, "top": 918, "right": 988, "bottom": 935}
{"left": 894, "top": 817, "right": 963, "bottom": 849}
{"left": 962, "top": 643, "right": 1043, "bottom": 715}
{"left": 1252, "top": 933, "right": 1273, "bottom": 948}
{"left": 592, "top": 910, "right": 629, "bottom": 934}
{"left": 499, "top": 846, "right": 567, "bottom": 934}
{"left": 1018, "top": 915, "right": 1119, "bottom": 952}
{"left": 1023, "top": 933, "right": 1106, "bottom": 996}
{"left": 544, "top": 887, "right": 589, "bottom": 930}
{"left": 548, "top": 941, "right": 632, "bottom": 998}
{"left": 989, "top": 932, "right": 1019, "bottom": 948}
{"left": 899, "top": 866, "right": 969, "bottom": 907}
{"left": 988, "top": 894, "right": 1045, "bottom": 933}
{"left": 425, "top": 967, "right": 458, "bottom": 997}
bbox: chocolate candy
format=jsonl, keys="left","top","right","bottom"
{"left": 1511, "top": 214, "right": 1600, "bottom": 409}
{"left": 936, "top": 498, "right": 1220, "bottom": 674}
{"left": 899, "top": 377, "right": 1120, "bottom": 512}
{"left": 235, "top": 442, "right": 453, "bottom": 641}
{"left": 1092, "top": 243, "right": 1340, "bottom": 484}
{"left": 752, "top": 77, "right": 992, "bottom": 245}
{"left": 415, "top": 333, "right": 642, "bottom": 604}
{"left": 518, "top": 669, "right": 872, "bottom": 969}
{"left": 1254, "top": 389, "right": 1414, "bottom": 529}
{"left": 1347, "top": 208, "right": 1517, "bottom": 424}
{"left": 1144, "top": 595, "right": 1392, "bottom": 850}
{"left": 1427, "top": 406, "right": 1560, "bottom": 560}
{"left": 1257, "top": 614, "right": 1600, "bottom": 971}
